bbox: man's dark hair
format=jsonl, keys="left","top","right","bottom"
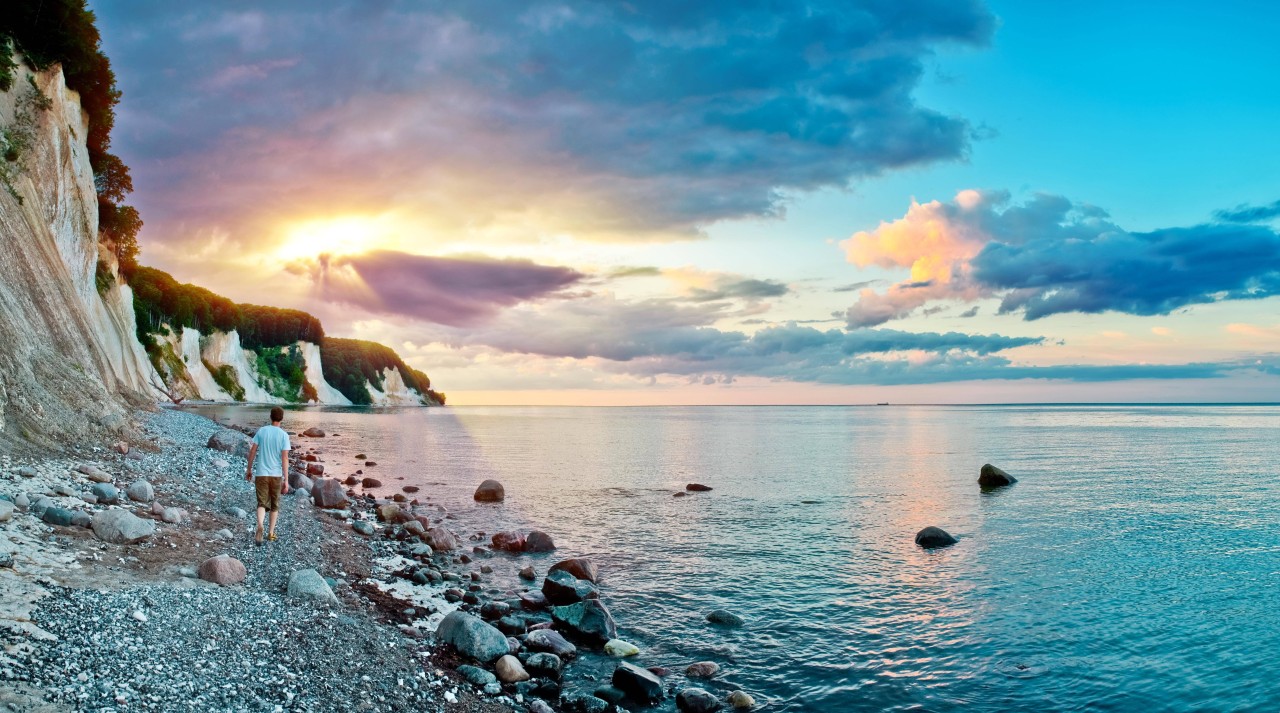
{"left": 270, "top": 406, "right": 285, "bottom": 423}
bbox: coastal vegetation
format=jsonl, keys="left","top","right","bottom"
{"left": 321, "top": 338, "right": 443, "bottom": 405}
{"left": 0, "top": 0, "right": 141, "bottom": 270}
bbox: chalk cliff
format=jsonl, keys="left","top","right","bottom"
{"left": 0, "top": 60, "right": 161, "bottom": 448}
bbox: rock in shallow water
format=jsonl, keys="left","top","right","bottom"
{"left": 91, "top": 508, "right": 155, "bottom": 544}
{"left": 915, "top": 526, "right": 958, "bottom": 549}
{"left": 473, "top": 479, "right": 505, "bottom": 502}
{"left": 677, "top": 687, "right": 723, "bottom": 712}
{"left": 727, "top": 690, "right": 756, "bottom": 709}
{"left": 549, "top": 557, "right": 599, "bottom": 583}
{"left": 525, "top": 530, "right": 556, "bottom": 552}
{"left": 525, "top": 652, "right": 563, "bottom": 678}
{"left": 686, "top": 661, "right": 720, "bottom": 678}
{"left": 604, "top": 639, "right": 640, "bottom": 657}
{"left": 978, "top": 463, "right": 1017, "bottom": 487}
{"left": 706, "top": 609, "right": 744, "bottom": 627}
{"left": 613, "top": 661, "right": 664, "bottom": 704}
{"left": 524, "top": 629, "right": 577, "bottom": 658}
{"left": 435, "top": 611, "right": 509, "bottom": 663}
{"left": 552, "top": 599, "right": 618, "bottom": 643}
{"left": 686, "top": 483, "right": 713, "bottom": 492}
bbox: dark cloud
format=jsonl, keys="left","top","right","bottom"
{"left": 958, "top": 306, "right": 980, "bottom": 318}
{"left": 1214, "top": 199, "right": 1280, "bottom": 223}
{"left": 291, "top": 250, "right": 583, "bottom": 327}
{"left": 844, "top": 190, "right": 1280, "bottom": 325}
{"left": 687, "top": 278, "right": 789, "bottom": 302}
{"left": 91, "top": 0, "right": 994, "bottom": 241}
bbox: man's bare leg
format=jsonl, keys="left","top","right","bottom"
{"left": 255, "top": 506, "right": 266, "bottom": 543}
{"left": 268, "top": 510, "right": 279, "bottom": 538}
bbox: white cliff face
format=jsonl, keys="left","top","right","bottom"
{"left": 0, "top": 59, "right": 163, "bottom": 445}
{"left": 177, "top": 328, "right": 232, "bottom": 401}
{"left": 200, "top": 330, "right": 282, "bottom": 403}
{"left": 366, "top": 368, "right": 425, "bottom": 406}
{"left": 298, "top": 341, "right": 352, "bottom": 405}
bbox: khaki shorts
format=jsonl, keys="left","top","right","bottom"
{"left": 255, "top": 477, "right": 283, "bottom": 512}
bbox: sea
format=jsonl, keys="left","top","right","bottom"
{"left": 188, "top": 404, "right": 1280, "bottom": 712}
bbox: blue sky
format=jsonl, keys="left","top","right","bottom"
{"left": 91, "top": 0, "right": 1280, "bottom": 403}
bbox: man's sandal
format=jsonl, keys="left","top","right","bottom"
{"left": 268, "top": 533, "right": 277, "bottom": 541}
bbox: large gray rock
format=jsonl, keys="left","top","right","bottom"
{"left": 524, "top": 628, "right": 577, "bottom": 658}
{"left": 424, "top": 527, "right": 458, "bottom": 551}
{"left": 525, "top": 652, "right": 563, "bottom": 679}
{"left": 435, "top": 611, "right": 509, "bottom": 663}
{"left": 207, "top": 429, "right": 252, "bottom": 458}
{"left": 198, "top": 555, "right": 247, "bottom": 586}
{"left": 457, "top": 665, "right": 497, "bottom": 687}
{"left": 525, "top": 530, "right": 556, "bottom": 552}
{"left": 706, "top": 609, "right": 744, "bottom": 627}
{"left": 612, "top": 662, "right": 664, "bottom": 704}
{"left": 91, "top": 508, "right": 156, "bottom": 544}
{"left": 41, "top": 507, "right": 76, "bottom": 527}
{"left": 677, "top": 688, "right": 724, "bottom": 712}
{"left": 473, "top": 479, "right": 505, "bottom": 502}
{"left": 125, "top": 480, "right": 154, "bottom": 503}
{"left": 287, "top": 569, "right": 339, "bottom": 605}
{"left": 549, "top": 557, "right": 599, "bottom": 583}
{"left": 311, "top": 478, "right": 348, "bottom": 509}
{"left": 90, "top": 482, "right": 119, "bottom": 505}
{"left": 289, "top": 471, "right": 314, "bottom": 491}
{"left": 0, "top": 500, "right": 12, "bottom": 522}
{"left": 543, "top": 569, "right": 597, "bottom": 605}
{"left": 978, "top": 463, "right": 1017, "bottom": 487}
{"left": 915, "top": 526, "right": 958, "bottom": 549}
{"left": 551, "top": 598, "right": 617, "bottom": 643}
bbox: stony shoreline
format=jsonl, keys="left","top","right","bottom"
{"left": 1, "top": 406, "right": 755, "bottom": 713}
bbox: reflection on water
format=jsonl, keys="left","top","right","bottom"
{"left": 188, "top": 404, "right": 1280, "bottom": 712}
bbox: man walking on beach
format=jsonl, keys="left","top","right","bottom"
{"left": 245, "top": 406, "right": 291, "bottom": 544}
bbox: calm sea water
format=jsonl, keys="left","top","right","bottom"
{"left": 190, "top": 404, "right": 1280, "bottom": 712}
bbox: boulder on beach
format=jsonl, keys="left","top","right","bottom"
{"left": 303, "top": 427, "right": 326, "bottom": 437}
{"left": 677, "top": 688, "right": 723, "bottom": 713}
{"left": 613, "top": 661, "right": 664, "bottom": 704}
{"left": 686, "top": 483, "right": 713, "bottom": 492}
{"left": 550, "top": 557, "right": 599, "bottom": 583}
{"left": 519, "top": 566, "right": 537, "bottom": 580}
{"left": 206, "top": 429, "right": 251, "bottom": 458}
{"left": 525, "top": 652, "right": 563, "bottom": 679}
{"left": 525, "top": 530, "right": 556, "bottom": 552}
{"left": 90, "top": 483, "right": 119, "bottom": 505}
{"left": 305, "top": 463, "right": 325, "bottom": 477}
{"left": 312, "top": 479, "right": 348, "bottom": 509}
{"left": 361, "top": 477, "right": 383, "bottom": 488}
{"left": 42, "top": 507, "right": 76, "bottom": 527}
{"left": 979, "top": 463, "right": 1017, "bottom": 487}
{"left": 492, "top": 531, "right": 526, "bottom": 552}
{"left": 435, "top": 611, "right": 509, "bottom": 663}
{"left": 287, "top": 569, "right": 339, "bottom": 605}
{"left": 376, "top": 503, "right": 410, "bottom": 523}
{"left": 915, "top": 526, "right": 958, "bottom": 549}
{"left": 473, "top": 479, "right": 505, "bottom": 502}
{"left": 125, "top": 480, "right": 154, "bottom": 503}
{"left": 519, "top": 590, "right": 549, "bottom": 610}
{"left": 0, "top": 500, "right": 12, "bottom": 523}
{"left": 198, "top": 555, "right": 246, "bottom": 586}
{"left": 92, "top": 508, "right": 156, "bottom": 544}
{"left": 457, "top": 664, "right": 497, "bottom": 687}
{"left": 551, "top": 598, "right": 617, "bottom": 643}
{"left": 289, "top": 471, "right": 314, "bottom": 491}
{"left": 424, "top": 527, "right": 458, "bottom": 551}
{"left": 352, "top": 521, "right": 375, "bottom": 536}
{"left": 76, "top": 463, "right": 112, "bottom": 482}
{"left": 525, "top": 628, "right": 577, "bottom": 658}
{"left": 495, "top": 655, "right": 531, "bottom": 683}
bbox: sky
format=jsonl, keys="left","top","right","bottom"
{"left": 90, "top": 0, "right": 1280, "bottom": 404}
